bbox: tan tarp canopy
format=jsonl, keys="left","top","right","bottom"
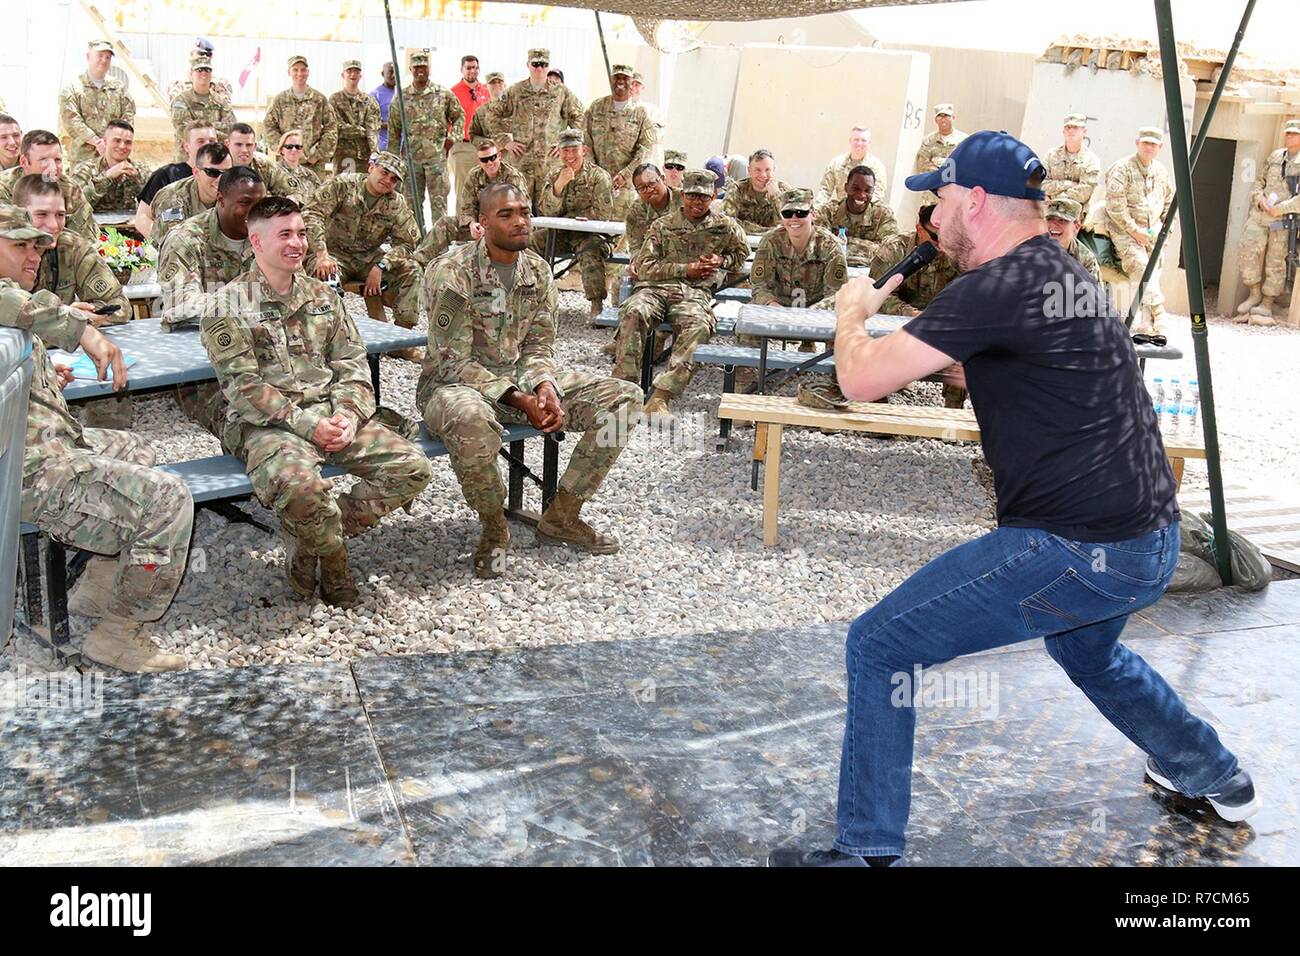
{"left": 457, "top": 0, "right": 961, "bottom": 22}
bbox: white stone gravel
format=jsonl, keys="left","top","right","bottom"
{"left": 4, "top": 294, "right": 1297, "bottom": 673}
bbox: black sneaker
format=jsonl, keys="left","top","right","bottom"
{"left": 1145, "top": 757, "right": 1261, "bottom": 823}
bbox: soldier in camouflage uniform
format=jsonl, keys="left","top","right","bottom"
{"left": 615, "top": 169, "right": 750, "bottom": 418}
{"left": 887, "top": 205, "right": 956, "bottom": 313}
{"left": 815, "top": 166, "right": 906, "bottom": 268}
{"left": 387, "top": 51, "right": 463, "bottom": 220}
{"left": 170, "top": 54, "right": 237, "bottom": 161}
{"left": 273, "top": 131, "right": 324, "bottom": 204}
{"left": 1105, "top": 126, "right": 1175, "bottom": 335}
{"left": 330, "top": 60, "right": 381, "bottom": 177}
{"left": 493, "top": 49, "right": 585, "bottom": 210}
{"left": 583, "top": 64, "right": 656, "bottom": 219}
{"left": 59, "top": 40, "right": 136, "bottom": 166}
{"left": 0, "top": 113, "right": 21, "bottom": 171}
{"left": 1045, "top": 197, "right": 1101, "bottom": 283}
{"left": 149, "top": 142, "right": 232, "bottom": 248}
{"left": 263, "top": 56, "right": 338, "bottom": 177}
{"left": 225, "top": 123, "right": 302, "bottom": 201}
{"left": 914, "top": 104, "right": 967, "bottom": 201}
{"left": 458, "top": 137, "right": 529, "bottom": 232}
{"left": 529, "top": 128, "right": 615, "bottom": 317}
{"left": 166, "top": 42, "right": 235, "bottom": 102}
{"left": 1235, "top": 119, "right": 1300, "bottom": 325}
{"left": 816, "top": 127, "right": 888, "bottom": 208}
{"left": 16, "top": 175, "right": 133, "bottom": 428}
{"left": 69, "top": 121, "right": 152, "bottom": 213}
{"left": 626, "top": 164, "right": 681, "bottom": 263}
{"left": 412, "top": 214, "right": 471, "bottom": 268}
{"left": 750, "top": 189, "right": 848, "bottom": 310}
{"left": 1042, "top": 113, "right": 1102, "bottom": 207}
{"left": 419, "top": 182, "right": 641, "bottom": 578}
{"left": 723, "top": 149, "right": 788, "bottom": 235}
{"left": 0, "top": 131, "right": 98, "bottom": 242}
{"left": 0, "top": 205, "right": 192, "bottom": 672}
{"left": 662, "top": 149, "right": 687, "bottom": 191}
{"left": 303, "top": 151, "right": 422, "bottom": 359}
{"left": 200, "top": 197, "right": 432, "bottom": 607}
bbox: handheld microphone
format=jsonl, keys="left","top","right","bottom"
{"left": 872, "top": 240, "right": 938, "bottom": 289}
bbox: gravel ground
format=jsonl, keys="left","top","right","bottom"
{"left": 4, "top": 293, "right": 1297, "bottom": 673}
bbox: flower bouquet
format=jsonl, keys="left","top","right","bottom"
{"left": 97, "top": 227, "right": 156, "bottom": 286}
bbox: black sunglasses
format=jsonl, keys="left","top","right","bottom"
{"left": 530, "top": 61, "right": 548, "bottom": 68}
{"left": 282, "top": 144, "right": 303, "bottom": 151}
{"left": 478, "top": 153, "right": 499, "bottom": 163}
{"left": 198, "top": 166, "right": 224, "bottom": 178}
{"left": 781, "top": 209, "right": 810, "bottom": 219}
{"left": 663, "top": 163, "right": 685, "bottom": 171}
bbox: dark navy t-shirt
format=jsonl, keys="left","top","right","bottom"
{"left": 903, "top": 234, "right": 1178, "bottom": 542}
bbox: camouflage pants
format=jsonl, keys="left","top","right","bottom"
{"left": 83, "top": 394, "right": 134, "bottom": 429}
{"left": 610, "top": 182, "right": 636, "bottom": 222}
{"left": 529, "top": 229, "right": 611, "bottom": 303}
{"left": 333, "top": 138, "right": 372, "bottom": 178}
{"left": 1238, "top": 218, "right": 1290, "bottom": 297}
{"left": 307, "top": 248, "right": 422, "bottom": 328}
{"left": 614, "top": 285, "right": 716, "bottom": 398}
{"left": 423, "top": 372, "right": 642, "bottom": 515}
{"left": 518, "top": 156, "right": 559, "bottom": 213}
{"left": 233, "top": 415, "right": 432, "bottom": 556}
{"left": 448, "top": 142, "right": 477, "bottom": 219}
{"left": 409, "top": 161, "right": 451, "bottom": 220}
{"left": 175, "top": 381, "right": 228, "bottom": 438}
{"left": 1111, "top": 229, "right": 1164, "bottom": 307}
{"left": 21, "top": 429, "right": 193, "bottom": 622}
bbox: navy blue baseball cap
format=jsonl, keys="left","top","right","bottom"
{"left": 905, "top": 130, "right": 1046, "bottom": 200}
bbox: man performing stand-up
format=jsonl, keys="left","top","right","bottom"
{"left": 770, "top": 131, "right": 1258, "bottom": 868}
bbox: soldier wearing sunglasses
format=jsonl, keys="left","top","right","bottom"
{"left": 149, "top": 141, "right": 232, "bottom": 248}
{"left": 490, "top": 48, "right": 584, "bottom": 209}
{"left": 457, "top": 137, "right": 528, "bottom": 236}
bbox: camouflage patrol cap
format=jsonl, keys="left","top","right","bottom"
{"left": 1063, "top": 112, "right": 1088, "bottom": 127}
{"left": 288, "top": 55, "right": 308, "bottom": 69}
{"left": 1284, "top": 120, "right": 1300, "bottom": 135}
{"left": 528, "top": 48, "right": 550, "bottom": 63}
{"left": 682, "top": 170, "right": 716, "bottom": 196}
{"left": 664, "top": 149, "right": 687, "bottom": 166}
{"left": 191, "top": 54, "right": 213, "bottom": 72}
{"left": 934, "top": 103, "right": 955, "bottom": 117}
{"left": 1044, "top": 197, "right": 1083, "bottom": 222}
{"left": 485, "top": 72, "right": 505, "bottom": 84}
{"left": 1137, "top": 126, "right": 1164, "bottom": 144}
{"left": 409, "top": 51, "right": 430, "bottom": 67}
{"left": 87, "top": 40, "right": 114, "bottom": 54}
{"left": 632, "top": 72, "right": 644, "bottom": 83}
{"left": 610, "top": 64, "right": 634, "bottom": 78}
{"left": 779, "top": 187, "right": 813, "bottom": 213}
{"left": 189, "top": 48, "right": 212, "bottom": 64}
{"left": 342, "top": 59, "right": 362, "bottom": 72}
{"left": 557, "top": 127, "right": 583, "bottom": 148}
{"left": 0, "top": 205, "right": 55, "bottom": 245}
{"left": 370, "top": 151, "right": 405, "bottom": 180}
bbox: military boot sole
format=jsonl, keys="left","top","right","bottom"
{"left": 535, "top": 526, "right": 621, "bottom": 555}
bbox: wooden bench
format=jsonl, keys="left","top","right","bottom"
{"left": 717, "top": 393, "right": 1206, "bottom": 546}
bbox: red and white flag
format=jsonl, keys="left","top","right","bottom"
{"left": 238, "top": 48, "right": 261, "bottom": 89}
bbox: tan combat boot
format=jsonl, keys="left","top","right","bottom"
{"left": 82, "top": 615, "right": 186, "bottom": 673}
{"left": 589, "top": 298, "right": 606, "bottom": 321}
{"left": 473, "top": 510, "right": 511, "bottom": 578}
{"left": 536, "top": 491, "right": 620, "bottom": 554}
{"left": 318, "top": 547, "right": 360, "bottom": 608}
{"left": 389, "top": 346, "right": 426, "bottom": 363}
{"left": 1236, "top": 284, "right": 1262, "bottom": 318}
{"left": 1249, "top": 296, "right": 1276, "bottom": 325}
{"left": 644, "top": 388, "right": 673, "bottom": 419}
{"left": 600, "top": 338, "right": 618, "bottom": 356}
{"left": 733, "top": 366, "right": 758, "bottom": 392}
{"left": 284, "top": 534, "right": 318, "bottom": 599}
{"left": 67, "top": 556, "right": 118, "bottom": 618}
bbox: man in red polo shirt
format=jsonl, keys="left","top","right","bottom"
{"left": 450, "top": 54, "right": 488, "bottom": 219}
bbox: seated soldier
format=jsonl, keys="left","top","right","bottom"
{"left": 458, "top": 137, "right": 528, "bottom": 238}
{"left": 16, "top": 173, "right": 133, "bottom": 429}
{"left": 224, "top": 122, "right": 300, "bottom": 200}
{"left": 303, "top": 150, "right": 422, "bottom": 361}
{"left": 529, "top": 127, "right": 615, "bottom": 320}
{"left": 412, "top": 214, "right": 472, "bottom": 269}
{"left": 200, "top": 197, "right": 433, "bottom": 607}
{"left": 722, "top": 148, "right": 789, "bottom": 235}
{"left": 661, "top": 149, "right": 687, "bottom": 191}
{"left": 613, "top": 169, "right": 750, "bottom": 419}
{"left": 0, "top": 130, "right": 98, "bottom": 241}
{"left": 149, "top": 141, "right": 232, "bottom": 248}
{"left": 419, "top": 183, "right": 642, "bottom": 578}
{"left": 274, "top": 131, "right": 322, "bottom": 204}
{"left": 0, "top": 204, "right": 192, "bottom": 672}
{"left": 815, "top": 166, "right": 906, "bottom": 268}
{"left": 69, "top": 119, "right": 153, "bottom": 216}
{"left": 1045, "top": 197, "right": 1101, "bottom": 282}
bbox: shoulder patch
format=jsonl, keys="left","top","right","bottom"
{"left": 89, "top": 275, "right": 113, "bottom": 297}
{"left": 205, "top": 317, "right": 245, "bottom": 360}
{"left": 432, "top": 288, "right": 467, "bottom": 331}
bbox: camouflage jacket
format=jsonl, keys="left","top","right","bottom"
{"left": 1105, "top": 154, "right": 1174, "bottom": 235}
{"left": 169, "top": 88, "right": 237, "bottom": 159}
{"left": 458, "top": 159, "right": 529, "bottom": 225}
{"left": 1068, "top": 237, "right": 1102, "bottom": 283}
{"left": 891, "top": 235, "right": 958, "bottom": 310}
{"left": 536, "top": 162, "right": 613, "bottom": 220}
{"left": 1042, "top": 144, "right": 1102, "bottom": 206}
{"left": 0, "top": 279, "right": 88, "bottom": 478}
{"left": 157, "top": 207, "right": 254, "bottom": 328}
{"left": 0, "top": 169, "right": 97, "bottom": 242}
{"left": 634, "top": 206, "right": 750, "bottom": 292}
{"left": 412, "top": 215, "right": 472, "bottom": 268}
{"left": 751, "top": 226, "right": 847, "bottom": 308}
{"left": 167, "top": 77, "right": 234, "bottom": 102}
{"left": 625, "top": 188, "right": 681, "bottom": 261}
{"left": 814, "top": 152, "right": 888, "bottom": 208}
{"left": 1247, "top": 147, "right": 1300, "bottom": 227}
{"left": 493, "top": 80, "right": 584, "bottom": 162}
{"left": 150, "top": 176, "right": 211, "bottom": 249}
{"left": 467, "top": 98, "right": 507, "bottom": 142}
{"left": 36, "top": 233, "right": 130, "bottom": 325}
{"left": 583, "top": 96, "right": 656, "bottom": 184}
{"left": 303, "top": 173, "right": 419, "bottom": 262}
{"left": 815, "top": 198, "right": 906, "bottom": 268}
{"left": 723, "top": 178, "right": 789, "bottom": 234}
{"left": 263, "top": 87, "right": 338, "bottom": 168}
{"left": 59, "top": 72, "right": 136, "bottom": 165}
{"left": 387, "top": 84, "right": 462, "bottom": 167}
{"left": 273, "top": 158, "right": 321, "bottom": 204}
{"left": 914, "top": 130, "right": 967, "bottom": 173}
{"left": 417, "top": 239, "right": 559, "bottom": 410}
{"left": 201, "top": 268, "right": 374, "bottom": 438}
{"left": 329, "top": 89, "right": 381, "bottom": 158}
{"left": 69, "top": 155, "right": 154, "bottom": 212}
{"left": 242, "top": 153, "right": 301, "bottom": 201}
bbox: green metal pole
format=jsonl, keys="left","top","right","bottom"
{"left": 383, "top": 0, "right": 425, "bottom": 236}
{"left": 1154, "top": 0, "right": 1234, "bottom": 585}
{"left": 1128, "top": 0, "right": 1256, "bottom": 326}
{"left": 594, "top": 11, "right": 614, "bottom": 93}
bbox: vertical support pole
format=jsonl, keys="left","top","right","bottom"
{"left": 594, "top": 12, "right": 614, "bottom": 93}
{"left": 383, "top": 0, "right": 425, "bottom": 236}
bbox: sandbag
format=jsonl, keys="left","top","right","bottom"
{"left": 1175, "top": 511, "right": 1271, "bottom": 592}
{"left": 1167, "top": 552, "right": 1222, "bottom": 593}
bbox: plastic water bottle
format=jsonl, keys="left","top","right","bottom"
{"left": 618, "top": 274, "right": 632, "bottom": 304}
{"left": 1167, "top": 377, "right": 1182, "bottom": 435}
{"left": 1151, "top": 377, "right": 1165, "bottom": 425}
{"left": 837, "top": 227, "right": 848, "bottom": 253}
{"left": 1183, "top": 379, "right": 1200, "bottom": 437}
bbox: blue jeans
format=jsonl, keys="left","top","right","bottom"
{"left": 835, "top": 522, "right": 1241, "bottom": 857}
